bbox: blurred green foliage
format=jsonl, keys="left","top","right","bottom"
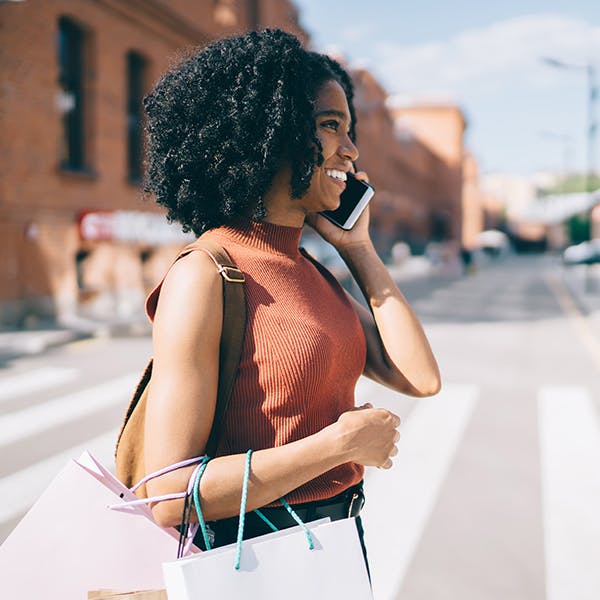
{"left": 542, "top": 173, "right": 600, "bottom": 195}
{"left": 540, "top": 173, "right": 598, "bottom": 243}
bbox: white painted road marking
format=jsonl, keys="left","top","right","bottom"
{"left": 0, "top": 373, "right": 137, "bottom": 449}
{"left": 539, "top": 386, "right": 600, "bottom": 600}
{"left": 545, "top": 273, "right": 600, "bottom": 371}
{"left": 0, "top": 429, "right": 118, "bottom": 526}
{"left": 360, "top": 383, "right": 479, "bottom": 600}
{"left": 0, "top": 367, "right": 80, "bottom": 405}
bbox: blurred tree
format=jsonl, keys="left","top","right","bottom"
{"left": 540, "top": 173, "right": 599, "bottom": 243}
{"left": 542, "top": 173, "right": 600, "bottom": 195}
{"left": 567, "top": 214, "right": 591, "bottom": 243}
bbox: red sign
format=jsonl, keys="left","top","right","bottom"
{"left": 78, "top": 211, "right": 115, "bottom": 241}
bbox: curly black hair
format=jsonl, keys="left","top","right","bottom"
{"left": 143, "top": 29, "right": 356, "bottom": 235}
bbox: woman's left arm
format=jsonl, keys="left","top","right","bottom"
{"left": 340, "top": 240, "right": 441, "bottom": 397}
{"left": 308, "top": 172, "right": 441, "bottom": 397}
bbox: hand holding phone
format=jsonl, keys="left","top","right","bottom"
{"left": 321, "top": 172, "right": 375, "bottom": 230}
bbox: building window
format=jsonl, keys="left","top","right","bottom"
{"left": 430, "top": 210, "right": 451, "bottom": 241}
{"left": 75, "top": 249, "right": 90, "bottom": 290}
{"left": 126, "top": 51, "right": 147, "bottom": 183}
{"left": 57, "top": 17, "right": 87, "bottom": 171}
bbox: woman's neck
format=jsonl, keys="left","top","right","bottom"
{"left": 261, "top": 165, "right": 307, "bottom": 228}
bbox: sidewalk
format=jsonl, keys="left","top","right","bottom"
{"left": 3, "top": 256, "right": 598, "bottom": 363}
{"left": 560, "top": 262, "right": 600, "bottom": 314}
{"left": 560, "top": 262, "right": 600, "bottom": 336}
{"left": 0, "top": 315, "right": 151, "bottom": 362}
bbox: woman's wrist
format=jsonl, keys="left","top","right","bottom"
{"left": 318, "top": 421, "right": 354, "bottom": 466}
{"left": 337, "top": 239, "right": 377, "bottom": 264}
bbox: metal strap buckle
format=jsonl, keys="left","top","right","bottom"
{"left": 347, "top": 493, "right": 360, "bottom": 518}
{"left": 218, "top": 265, "right": 245, "bottom": 283}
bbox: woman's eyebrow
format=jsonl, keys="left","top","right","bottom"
{"left": 314, "top": 109, "right": 349, "bottom": 121}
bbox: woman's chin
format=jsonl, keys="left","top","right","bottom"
{"left": 322, "top": 196, "right": 341, "bottom": 213}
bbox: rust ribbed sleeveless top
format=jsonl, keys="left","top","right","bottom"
{"left": 150, "top": 219, "right": 367, "bottom": 505}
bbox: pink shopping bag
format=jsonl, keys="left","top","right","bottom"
{"left": 0, "top": 452, "right": 199, "bottom": 599}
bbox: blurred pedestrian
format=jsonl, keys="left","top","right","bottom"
{"left": 122, "top": 28, "right": 440, "bottom": 569}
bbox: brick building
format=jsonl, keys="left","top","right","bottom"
{"left": 351, "top": 70, "right": 468, "bottom": 256}
{"left": 0, "top": 0, "right": 307, "bottom": 326}
{"left": 0, "top": 0, "right": 480, "bottom": 327}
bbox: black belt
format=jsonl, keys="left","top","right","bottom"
{"left": 204, "top": 482, "right": 366, "bottom": 549}
{"left": 257, "top": 481, "right": 365, "bottom": 527}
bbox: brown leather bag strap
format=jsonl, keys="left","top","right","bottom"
{"left": 192, "top": 240, "right": 247, "bottom": 456}
{"left": 115, "top": 239, "right": 246, "bottom": 464}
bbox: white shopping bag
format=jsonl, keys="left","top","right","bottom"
{"left": 163, "top": 516, "right": 373, "bottom": 599}
{"left": 0, "top": 451, "right": 198, "bottom": 599}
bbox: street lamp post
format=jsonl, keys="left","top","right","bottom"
{"left": 539, "top": 130, "right": 573, "bottom": 186}
{"left": 586, "top": 63, "right": 598, "bottom": 194}
{"left": 541, "top": 57, "right": 598, "bottom": 194}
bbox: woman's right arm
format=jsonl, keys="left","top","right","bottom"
{"left": 144, "top": 250, "right": 400, "bottom": 527}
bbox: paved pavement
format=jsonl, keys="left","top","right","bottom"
{"left": 1, "top": 253, "right": 599, "bottom": 599}
{"left": 0, "top": 255, "right": 442, "bottom": 362}
{"left": 361, "top": 254, "right": 600, "bottom": 599}
{"left": 0, "top": 315, "right": 151, "bottom": 363}
{"left": 2, "top": 253, "right": 598, "bottom": 362}
{"left": 560, "top": 262, "right": 600, "bottom": 334}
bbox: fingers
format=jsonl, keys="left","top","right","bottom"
{"left": 377, "top": 445, "right": 398, "bottom": 469}
{"left": 354, "top": 170, "right": 370, "bottom": 184}
{"left": 376, "top": 407, "right": 401, "bottom": 427}
{"left": 380, "top": 416, "right": 400, "bottom": 469}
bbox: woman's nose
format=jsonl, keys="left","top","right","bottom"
{"left": 339, "top": 134, "right": 359, "bottom": 162}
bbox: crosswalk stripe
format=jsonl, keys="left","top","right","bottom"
{"left": 361, "top": 383, "right": 479, "bottom": 600}
{"left": 0, "top": 373, "right": 137, "bottom": 449}
{"left": 0, "top": 429, "right": 118, "bottom": 530}
{"left": 0, "top": 367, "right": 80, "bottom": 404}
{"left": 539, "top": 386, "right": 600, "bottom": 600}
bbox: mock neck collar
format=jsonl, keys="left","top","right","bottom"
{"left": 217, "top": 218, "right": 303, "bottom": 258}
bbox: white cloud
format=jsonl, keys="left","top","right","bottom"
{"left": 338, "top": 23, "right": 377, "bottom": 43}
{"left": 371, "top": 14, "right": 600, "bottom": 98}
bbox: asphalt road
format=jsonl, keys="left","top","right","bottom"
{"left": 1, "top": 254, "right": 598, "bottom": 599}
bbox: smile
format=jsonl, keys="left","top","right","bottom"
{"left": 325, "top": 169, "right": 347, "bottom": 182}
{"left": 325, "top": 169, "right": 347, "bottom": 190}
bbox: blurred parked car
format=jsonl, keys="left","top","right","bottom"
{"left": 563, "top": 239, "right": 600, "bottom": 265}
{"left": 477, "top": 229, "right": 511, "bottom": 257}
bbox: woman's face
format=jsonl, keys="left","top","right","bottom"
{"left": 298, "top": 79, "right": 359, "bottom": 214}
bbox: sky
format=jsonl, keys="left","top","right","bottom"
{"left": 294, "top": 0, "right": 600, "bottom": 177}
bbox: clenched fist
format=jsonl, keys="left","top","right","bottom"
{"left": 329, "top": 403, "right": 401, "bottom": 469}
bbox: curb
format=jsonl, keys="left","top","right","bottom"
{"left": 560, "top": 264, "right": 600, "bottom": 316}
{"left": 0, "top": 320, "right": 151, "bottom": 362}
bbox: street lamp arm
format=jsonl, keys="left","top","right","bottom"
{"left": 540, "top": 56, "right": 588, "bottom": 71}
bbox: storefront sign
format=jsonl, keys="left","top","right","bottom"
{"left": 79, "top": 211, "right": 194, "bottom": 244}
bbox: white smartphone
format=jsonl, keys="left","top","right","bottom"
{"left": 321, "top": 173, "right": 375, "bottom": 230}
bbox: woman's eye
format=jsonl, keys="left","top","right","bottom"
{"left": 321, "top": 120, "right": 339, "bottom": 131}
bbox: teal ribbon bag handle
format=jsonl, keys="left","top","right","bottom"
{"left": 192, "top": 449, "right": 314, "bottom": 570}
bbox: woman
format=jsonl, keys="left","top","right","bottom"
{"left": 141, "top": 29, "right": 440, "bottom": 558}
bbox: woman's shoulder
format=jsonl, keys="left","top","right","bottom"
{"left": 163, "top": 248, "right": 222, "bottom": 300}
{"left": 151, "top": 246, "right": 223, "bottom": 326}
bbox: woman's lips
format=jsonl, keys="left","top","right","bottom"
{"left": 327, "top": 174, "right": 346, "bottom": 191}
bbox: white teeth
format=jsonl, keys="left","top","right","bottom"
{"left": 325, "top": 169, "right": 347, "bottom": 182}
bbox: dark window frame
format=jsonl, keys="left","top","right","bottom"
{"left": 57, "top": 16, "right": 91, "bottom": 172}
{"left": 126, "top": 51, "right": 148, "bottom": 184}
